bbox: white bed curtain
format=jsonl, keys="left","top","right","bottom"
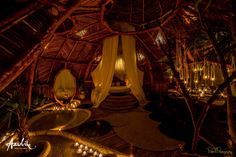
{"left": 121, "top": 33, "right": 148, "bottom": 105}
{"left": 91, "top": 22, "right": 148, "bottom": 107}
{"left": 91, "top": 36, "right": 119, "bottom": 107}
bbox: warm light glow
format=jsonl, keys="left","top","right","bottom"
{"left": 200, "top": 91, "right": 204, "bottom": 97}
{"left": 82, "top": 151, "right": 87, "bottom": 156}
{"left": 76, "top": 29, "right": 87, "bottom": 38}
{"left": 211, "top": 77, "right": 215, "bottom": 81}
{"left": 220, "top": 92, "right": 227, "bottom": 98}
{"left": 137, "top": 52, "right": 145, "bottom": 61}
{"left": 115, "top": 57, "right": 125, "bottom": 72}
{"left": 89, "top": 148, "right": 93, "bottom": 153}
{"left": 155, "top": 31, "right": 166, "bottom": 45}
{"left": 77, "top": 148, "right": 83, "bottom": 154}
{"left": 74, "top": 142, "right": 79, "bottom": 147}
{"left": 182, "top": 7, "right": 197, "bottom": 25}
{"left": 44, "top": 43, "right": 49, "bottom": 49}
{"left": 203, "top": 75, "right": 208, "bottom": 80}
{"left": 93, "top": 151, "right": 98, "bottom": 156}
{"left": 94, "top": 55, "right": 101, "bottom": 62}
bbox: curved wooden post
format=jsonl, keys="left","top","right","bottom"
{"left": 27, "top": 60, "right": 37, "bottom": 113}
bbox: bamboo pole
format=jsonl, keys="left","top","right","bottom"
{"left": 26, "top": 60, "right": 37, "bottom": 114}
{"left": 39, "top": 56, "right": 94, "bottom": 65}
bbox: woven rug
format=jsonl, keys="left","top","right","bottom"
{"left": 102, "top": 110, "right": 185, "bottom": 151}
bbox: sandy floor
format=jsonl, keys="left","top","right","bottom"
{"left": 102, "top": 109, "right": 185, "bottom": 151}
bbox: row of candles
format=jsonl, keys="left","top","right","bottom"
{"left": 50, "top": 100, "right": 81, "bottom": 111}
{"left": 170, "top": 61, "right": 232, "bottom": 97}
{"left": 173, "top": 48, "right": 235, "bottom": 97}
{"left": 177, "top": 61, "right": 218, "bottom": 86}
{"left": 74, "top": 142, "right": 104, "bottom": 157}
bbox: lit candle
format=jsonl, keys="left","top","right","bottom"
{"left": 74, "top": 142, "right": 79, "bottom": 147}
{"left": 94, "top": 151, "right": 98, "bottom": 156}
{"left": 89, "top": 148, "right": 93, "bottom": 153}
{"left": 84, "top": 146, "right": 88, "bottom": 150}
{"left": 98, "top": 153, "right": 103, "bottom": 157}
{"left": 79, "top": 144, "right": 84, "bottom": 148}
{"left": 82, "top": 151, "right": 87, "bottom": 156}
{"left": 76, "top": 148, "right": 83, "bottom": 154}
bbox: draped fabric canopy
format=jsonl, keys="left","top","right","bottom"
{"left": 91, "top": 23, "right": 148, "bottom": 107}
{"left": 91, "top": 36, "right": 119, "bottom": 107}
{"left": 121, "top": 35, "right": 148, "bottom": 105}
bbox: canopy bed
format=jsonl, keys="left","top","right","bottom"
{"left": 91, "top": 23, "right": 148, "bottom": 107}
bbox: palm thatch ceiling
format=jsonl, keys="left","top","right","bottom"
{"left": 0, "top": 0, "right": 234, "bottom": 91}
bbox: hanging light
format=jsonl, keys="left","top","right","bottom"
{"left": 115, "top": 57, "right": 125, "bottom": 72}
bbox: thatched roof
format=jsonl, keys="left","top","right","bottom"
{"left": 0, "top": 0, "right": 234, "bottom": 91}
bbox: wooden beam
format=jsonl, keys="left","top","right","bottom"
{"left": 89, "top": 33, "right": 114, "bottom": 42}
{"left": 66, "top": 41, "right": 78, "bottom": 60}
{"left": 83, "top": 30, "right": 108, "bottom": 41}
{"left": 71, "top": 11, "right": 100, "bottom": 17}
{"left": 39, "top": 56, "right": 97, "bottom": 65}
{"left": 65, "top": 37, "right": 99, "bottom": 45}
{"left": 55, "top": 21, "right": 99, "bottom": 38}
